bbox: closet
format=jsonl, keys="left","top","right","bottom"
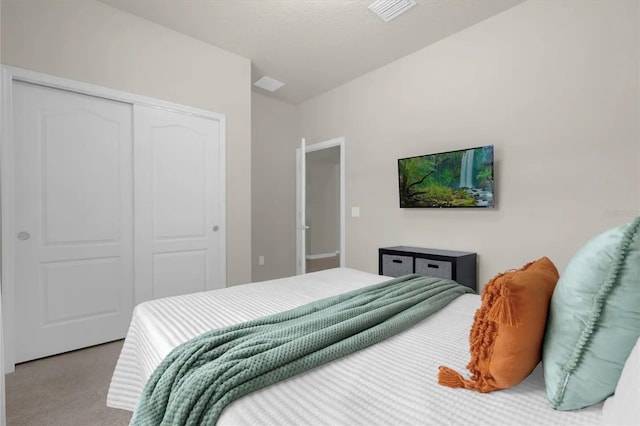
{"left": 3, "top": 68, "right": 226, "bottom": 365}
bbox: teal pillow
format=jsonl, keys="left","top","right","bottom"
{"left": 543, "top": 217, "right": 640, "bottom": 410}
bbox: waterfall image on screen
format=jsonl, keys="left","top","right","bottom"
{"left": 398, "top": 145, "right": 494, "bottom": 208}
{"left": 459, "top": 149, "right": 475, "bottom": 188}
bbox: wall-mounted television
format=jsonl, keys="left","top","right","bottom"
{"left": 398, "top": 145, "right": 494, "bottom": 208}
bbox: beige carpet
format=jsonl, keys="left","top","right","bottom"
{"left": 6, "top": 340, "right": 132, "bottom": 426}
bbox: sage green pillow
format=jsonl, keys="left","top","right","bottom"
{"left": 542, "top": 217, "right": 640, "bottom": 411}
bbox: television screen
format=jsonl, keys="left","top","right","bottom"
{"left": 398, "top": 145, "right": 494, "bottom": 208}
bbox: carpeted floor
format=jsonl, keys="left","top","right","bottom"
{"left": 6, "top": 340, "right": 132, "bottom": 426}
{"left": 306, "top": 255, "right": 340, "bottom": 272}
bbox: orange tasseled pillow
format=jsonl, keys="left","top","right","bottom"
{"left": 438, "top": 256, "right": 559, "bottom": 393}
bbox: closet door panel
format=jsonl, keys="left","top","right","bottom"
{"left": 152, "top": 250, "right": 207, "bottom": 299}
{"left": 134, "top": 105, "right": 223, "bottom": 303}
{"left": 13, "top": 82, "right": 134, "bottom": 363}
{"left": 43, "top": 110, "right": 121, "bottom": 243}
{"left": 152, "top": 126, "right": 206, "bottom": 239}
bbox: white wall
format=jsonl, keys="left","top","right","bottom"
{"left": 1, "top": 0, "right": 252, "bottom": 286}
{"left": 251, "top": 93, "right": 300, "bottom": 282}
{"left": 297, "top": 0, "right": 640, "bottom": 287}
{"left": 306, "top": 147, "right": 340, "bottom": 257}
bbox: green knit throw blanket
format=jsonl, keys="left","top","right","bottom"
{"left": 130, "top": 274, "right": 473, "bottom": 425}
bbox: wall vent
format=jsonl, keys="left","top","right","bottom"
{"left": 368, "top": 0, "right": 417, "bottom": 22}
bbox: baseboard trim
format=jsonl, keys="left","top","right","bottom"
{"left": 306, "top": 251, "right": 340, "bottom": 260}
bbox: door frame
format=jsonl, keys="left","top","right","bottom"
{"left": 296, "top": 137, "right": 345, "bottom": 274}
{"left": 0, "top": 65, "right": 227, "bottom": 372}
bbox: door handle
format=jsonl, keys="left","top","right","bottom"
{"left": 17, "top": 231, "right": 30, "bottom": 241}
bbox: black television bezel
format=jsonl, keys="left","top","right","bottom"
{"left": 397, "top": 144, "right": 495, "bottom": 209}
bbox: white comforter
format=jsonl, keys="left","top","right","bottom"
{"left": 107, "top": 268, "right": 603, "bottom": 425}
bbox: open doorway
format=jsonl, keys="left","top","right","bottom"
{"left": 296, "top": 137, "right": 345, "bottom": 275}
{"left": 306, "top": 147, "right": 340, "bottom": 272}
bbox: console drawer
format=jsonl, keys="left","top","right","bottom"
{"left": 381, "top": 254, "right": 413, "bottom": 277}
{"left": 415, "top": 258, "right": 453, "bottom": 280}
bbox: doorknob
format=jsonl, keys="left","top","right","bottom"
{"left": 17, "top": 231, "right": 30, "bottom": 240}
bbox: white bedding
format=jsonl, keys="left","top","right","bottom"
{"left": 107, "top": 268, "right": 603, "bottom": 425}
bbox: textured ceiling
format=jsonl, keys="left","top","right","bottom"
{"left": 100, "top": 0, "right": 526, "bottom": 104}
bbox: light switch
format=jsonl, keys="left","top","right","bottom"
{"left": 258, "top": 255, "right": 265, "bottom": 266}
{"left": 351, "top": 207, "right": 360, "bottom": 218}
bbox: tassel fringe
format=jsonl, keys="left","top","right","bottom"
{"left": 437, "top": 366, "right": 466, "bottom": 388}
{"left": 486, "top": 284, "right": 520, "bottom": 327}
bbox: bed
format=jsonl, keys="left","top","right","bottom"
{"left": 107, "top": 267, "right": 605, "bottom": 425}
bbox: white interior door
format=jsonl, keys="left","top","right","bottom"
{"left": 296, "top": 138, "right": 307, "bottom": 274}
{"left": 134, "top": 105, "right": 224, "bottom": 302}
{"left": 13, "top": 82, "right": 134, "bottom": 363}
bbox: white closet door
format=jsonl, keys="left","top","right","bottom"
{"left": 13, "top": 82, "right": 134, "bottom": 363}
{"left": 134, "top": 105, "right": 224, "bottom": 303}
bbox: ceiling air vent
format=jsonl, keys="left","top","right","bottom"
{"left": 368, "top": 0, "right": 417, "bottom": 22}
{"left": 254, "top": 76, "right": 285, "bottom": 92}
